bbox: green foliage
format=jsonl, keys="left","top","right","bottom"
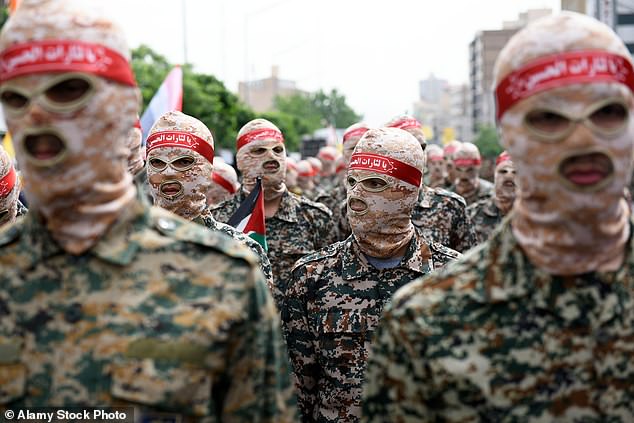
{"left": 274, "top": 89, "right": 362, "bottom": 131}
{"left": 474, "top": 125, "right": 503, "bottom": 158}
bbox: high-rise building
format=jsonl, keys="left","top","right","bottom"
{"left": 238, "top": 66, "right": 305, "bottom": 113}
{"left": 562, "top": 0, "right": 634, "bottom": 53}
{"left": 468, "top": 9, "right": 552, "bottom": 136}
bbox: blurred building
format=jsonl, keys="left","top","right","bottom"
{"left": 469, "top": 9, "right": 552, "bottom": 136}
{"left": 562, "top": 0, "right": 634, "bottom": 53}
{"left": 238, "top": 65, "right": 305, "bottom": 112}
{"left": 413, "top": 75, "right": 471, "bottom": 144}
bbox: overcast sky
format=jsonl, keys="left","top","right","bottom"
{"left": 100, "top": 0, "right": 560, "bottom": 126}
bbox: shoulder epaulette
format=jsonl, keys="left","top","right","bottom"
{"left": 296, "top": 194, "right": 333, "bottom": 217}
{"left": 433, "top": 187, "right": 467, "bottom": 206}
{"left": 292, "top": 241, "right": 342, "bottom": 271}
{"left": 430, "top": 241, "right": 462, "bottom": 261}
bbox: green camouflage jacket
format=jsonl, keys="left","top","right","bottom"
{"left": 363, "top": 215, "right": 634, "bottom": 422}
{"left": 282, "top": 229, "right": 460, "bottom": 422}
{"left": 411, "top": 186, "right": 477, "bottom": 253}
{"left": 0, "top": 200, "right": 297, "bottom": 422}
{"left": 196, "top": 209, "right": 274, "bottom": 291}
{"left": 467, "top": 195, "right": 504, "bottom": 244}
{"left": 211, "top": 189, "right": 335, "bottom": 309}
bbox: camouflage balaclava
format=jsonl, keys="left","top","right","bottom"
{"left": 385, "top": 115, "right": 427, "bottom": 149}
{"left": 452, "top": 142, "right": 482, "bottom": 198}
{"left": 443, "top": 139, "right": 462, "bottom": 184}
{"left": 236, "top": 118, "right": 286, "bottom": 201}
{"left": 425, "top": 144, "right": 445, "bottom": 188}
{"left": 296, "top": 159, "right": 314, "bottom": 192}
{"left": 0, "top": 0, "right": 139, "bottom": 254}
{"left": 493, "top": 151, "right": 516, "bottom": 215}
{"left": 494, "top": 12, "right": 634, "bottom": 274}
{"left": 125, "top": 117, "right": 144, "bottom": 176}
{"left": 0, "top": 146, "right": 19, "bottom": 226}
{"left": 347, "top": 128, "right": 424, "bottom": 258}
{"left": 307, "top": 157, "right": 322, "bottom": 185}
{"left": 342, "top": 122, "right": 370, "bottom": 167}
{"left": 146, "top": 111, "right": 214, "bottom": 220}
{"left": 207, "top": 157, "right": 239, "bottom": 207}
{"left": 318, "top": 145, "right": 338, "bottom": 177}
{"left": 285, "top": 156, "right": 299, "bottom": 191}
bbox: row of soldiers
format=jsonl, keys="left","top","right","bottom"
{"left": 1, "top": 1, "right": 634, "bottom": 422}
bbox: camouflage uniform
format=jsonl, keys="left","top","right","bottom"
{"left": 211, "top": 189, "right": 335, "bottom": 308}
{"left": 411, "top": 185, "right": 477, "bottom": 253}
{"left": 282, "top": 228, "right": 460, "bottom": 422}
{"left": 0, "top": 200, "right": 298, "bottom": 422}
{"left": 363, "top": 216, "right": 634, "bottom": 422}
{"left": 196, "top": 209, "right": 274, "bottom": 291}
{"left": 450, "top": 177, "right": 494, "bottom": 206}
{"left": 467, "top": 195, "right": 504, "bottom": 244}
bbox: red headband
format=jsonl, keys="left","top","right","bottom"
{"left": 212, "top": 171, "right": 237, "bottom": 194}
{"left": 388, "top": 118, "right": 421, "bottom": 131}
{"left": 349, "top": 152, "right": 422, "bottom": 186}
{"left": 298, "top": 167, "right": 314, "bottom": 177}
{"left": 146, "top": 131, "right": 214, "bottom": 164}
{"left": 495, "top": 50, "right": 634, "bottom": 120}
{"left": 428, "top": 155, "right": 444, "bottom": 162}
{"left": 134, "top": 119, "right": 142, "bottom": 130}
{"left": 343, "top": 127, "right": 369, "bottom": 143}
{"left": 0, "top": 40, "right": 136, "bottom": 86}
{"left": 496, "top": 151, "right": 511, "bottom": 166}
{"left": 0, "top": 166, "right": 16, "bottom": 197}
{"left": 444, "top": 145, "right": 458, "bottom": 155}
{"left": 237, "top": 128, "right": 284, "bottom": 150}
{"left": 453, "top": 158, "right": 482, "bottom": 167}
{"left": 318, "top": 151, "right": 336, "bottom": 161}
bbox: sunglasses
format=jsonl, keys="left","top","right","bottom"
{"left": 523, "top": 98, "right": 629, "bottom": 142}
{"left": 148, "top": 155, "right": 197, "bottom": 172}
{"left": 0, "top": 73, "right": 97, "bottom": 117}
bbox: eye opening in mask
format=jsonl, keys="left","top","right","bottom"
{"left": 0, "top": 72, "right": 97, "bottom": 117}
{"left": 346, "top": 175, "right": 391, "bottom": 192}
{"left": 523, "top": 98, "right": 630, "bottom": 142}
{"left": 148, "top": 155, "right": 197, "bottom": 172}
{"left": 0, "top": 208, "right": 9, "bottom": 221}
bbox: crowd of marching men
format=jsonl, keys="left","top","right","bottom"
{"left": 2, "top": 1, "right": 634, "bottom": 422}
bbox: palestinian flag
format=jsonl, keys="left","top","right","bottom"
{"left": 227, "top": 177, "right": 267, "bottom": 251}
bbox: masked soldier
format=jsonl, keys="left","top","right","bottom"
{"left": 450, "top": 142, "right": 493, "bottom": 205}
{"left": 207, "top": 157, "right": 239, "bottom": 208}
{"left": 0, "top": 146, "right": 24, "bottom": 227}
{"left": 468, "top": 150, "right": 517, "bottom": 243}
{"left": 125, "top": 118, "right": 144, "bottom": 176}
{"left": 442, "top": 139, "right": 461, "bottom": 189}
{"left": 363, "top": 12, "right": 634, "bottom": 421}
{"left": 146, "top": 110, "right": 273, "bottom": 288}
{"left": 283, "top": 127, "right": 460, "bottom": 422}
{"left": 317, "top": 144, "right": 340, "bottom": 192}
{"left": 0, "top": 1, "right": 296, "bottom": 420}
{"left": 211, "top": 118, "right": 335, "bottom": 307}
{"left": 425, "top": 144, "right": 445, "bottom": 188}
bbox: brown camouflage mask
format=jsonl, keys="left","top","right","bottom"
{"left": 236, "top": 119, "right": 286, "bottom": 201}
{"left": 452, "top": 143, "right": 482, "bottom": 197}
{"left": 347, "top": 128, "right": 424, "bottom": 258}
{"left": 426, "top": 144, "right": 445, "bottom": 188}
{"left": 494, "top": 12, "right": 634, "bottom": 274}
{"left": 443, "top": 140, "right": 462, "bottom": 184}
{"left": 207, "top": 158, "right": 238, "bottom": 207}
{"left": 146, "top": 111, "right": 214, "bottom": 221}
{"left": 0, "top": 146, "right": 19, "bottom": 227}
{"left": 493, "top": 152, "right": 516, "bottom": 215}
{"left": 125, "top": 119, "right": 144, "bottom": 176}
{"left": 342, "top": 122, "right": 370, "bottom": 167}
{"left": 0, "top": 0, "right": 139, "bottom": 254}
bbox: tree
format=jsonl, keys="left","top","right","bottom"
{"left": 274, "top": 89, "right": 362, "bottom": 131}
{"left": 473, "top": 125, "right": 503, "bottom": 159}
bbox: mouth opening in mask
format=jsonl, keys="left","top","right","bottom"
{"left": 23, "top": 131, "right": 67, "bottom": 166}
{"left": 262, "top": 160, "right": 280, "bottom": 172}
{"left": 503, "top": 180, "right": 516, "bottom": 188}
{"left": 348, "top": 196, "right": 369, "bottom": 214}
{"left": 558, "top": 151, "right": 614, "bottom": 191}
{"left": 159, "top": 180, "right": 184, "bottom": 199}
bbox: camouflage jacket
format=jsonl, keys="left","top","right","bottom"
{"left": 467, "top": 195, "right": 504, "bottom": 244}
{"left": 330, "top": 185, "right": 349, "bottom": 242}
{"left": 211, "top": 189, "right": 335, "bottom": 309}
{"left": 450, "top": 178, "right": 494, "bottom": 206}
{"left": 0, "top": 200, "right": 297, "bottom": 422}
{"left": 196, "top": 209, "right": 274, "bottom": 292}
{"left": 363, "top": 215, "right": 634, "bottom": 422}
{"left": 411, "top": 186, "right": 477, "bottom": 253}
{"left": 311, "top": 186, "right": 338, "bottom": 214}
{"left": 282, "top": 229, "right": 460, "bottom": 423}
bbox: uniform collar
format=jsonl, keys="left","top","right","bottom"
{"left": 18, "top": 198, "right": 149, "bottom": 267}
{"left": 341, "top": 229, "right": 432, "bottom": 280}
